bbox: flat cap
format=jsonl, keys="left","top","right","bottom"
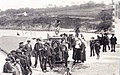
{"left": 19, "top": 42, "right": 23, "bottom": 44}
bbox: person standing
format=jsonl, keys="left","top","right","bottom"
{"left": 14, "top": 59, "right": 22, "bottom": 75}
{"left": 67, "top": 34, "right": 73, "bottom": 50}
{"left": 80, "top": 41, "right": 86, "bottom": 63}
{"left": 33, "top": 38, "right": 43, "bottom": 68}
{"left": 44, "top": 43, "right": 53, "bottom": 70}
{"left": 40, "top": 46, "right": 48, "bottom": 72}
{"left": 24, "top": 40, "right": 32, "bottom": 66}
{"left": 53, "top": 41, "right": 61, "bottom": 62}
{"left": 74, "top": 38, "right": 82, "bottom": 63}
{"left": 16, "top": 42, "right": 25, "bottom": 53}
{"left": 100, "top": 34, "right": 104, "bottom": 46}
{"left": 89, "top": 37, "right": 95, "bottom": 57}
{"left": 61, "top": 44, "right": 69, "bottom": 67}
{"left": 110, "top": 34, "right": 117, "bottom": 52}
{"left": 16, "top": 51, "right": 32, "bottom": 75}
{"left": 102, "top": 33, "right": 109, "bottom": 52}
{"left": 95, "top": 40, "right": 101, "bottom": 59}
{"left": 21, "top": 48, "right": 32, "bottom": 75}
{"left": 72, "top": 38, "right": 76, "bottom": 62}
{"left": 105, "top": 34, "right": 110, "bottom": 50}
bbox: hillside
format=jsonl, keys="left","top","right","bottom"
{"left": 46, "top": 7, "right": 103, "bottom": 18}
{"left": 0, "top": 2, "right": 112, "bottom": 31}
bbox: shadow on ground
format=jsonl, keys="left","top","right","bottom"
{"left": 52, "top": 62, "right": 90, "bottom": 74}
{"left": 53, "top": 63, "right": 66, "bottom": 74}
{"left": 71, "top": 63, "right": 90, "bottom": 72}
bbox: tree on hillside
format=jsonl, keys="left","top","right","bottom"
{"left": 99, "top": 10, "right": 112, "bottom": 21}
{"left": 97, "top": 20, "right": 112, "bottom": 31}
{"left": 97, "top": 9, "right": 112, "bottom": 32}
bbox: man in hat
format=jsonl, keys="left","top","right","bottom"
{"left": 33, "top": 38, "right": 43, "bottom": 68}
{"left": 102, "top": 33, "right": 109, "bottom": 52}
{"left": 44, "top": 43, "right": 53, "bottom": 70}
{"left": 7, "top": 53, "right": 16, "bottom": 64}
{"left": 67, "top": 34, "right": 73, "bottom": 50}
{"left": 110, "top": 34, "right": 117, "bottom": 52}
{"left": 24, "top": 40, "right": 32, "bottom": 66}
{"left": 19, "top": 42, "right": 24, "bottom": 48}
{"left": 3, "top": 58, "right": 15, "bottom": 74}
{"left": 16, "top": 42, "right": 25, "bottom": 53}
{"left": 61, "top": 44, "right": 69, "bottom": 67}
{"left": 90, "top": 37, "right": 95, "bottom": 57}
{"left": 38, "top": 42, "right": 53, "bottom": 72}
{"left": 72, "top": 37, "right": 76, "bottom": 63}
{"left": 10, "top": 50, "right": 18, "bottom": 62}
{"left": 16, "top": 51, "right": 32, "bottom": 75}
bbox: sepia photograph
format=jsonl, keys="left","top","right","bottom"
{"left": 0, "top": 0, "right": 120, "bottom": 75}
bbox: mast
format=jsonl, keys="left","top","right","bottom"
{"left": 55, "top": 19, "right": 60, "bottom": 36}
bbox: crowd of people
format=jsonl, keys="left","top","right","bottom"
{"left": 89, "top": 33, "right": 117, "bottom": 59}
{"left": 2, "top": 33, "right": 117, "bottom": 75}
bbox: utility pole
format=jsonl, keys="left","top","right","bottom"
{"left": 112, "top": 0, "right": 120, "bottom": 44}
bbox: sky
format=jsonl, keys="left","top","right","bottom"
{"left": 0, "top": 0, "right": 119, "bottom": 11}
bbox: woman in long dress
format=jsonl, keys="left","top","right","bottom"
{"left": 74, "top": 38, "right": 82, "bottom": 63}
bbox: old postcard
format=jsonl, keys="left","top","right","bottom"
{"left": 0, "top": 0, "right": 120, "bottom": 75}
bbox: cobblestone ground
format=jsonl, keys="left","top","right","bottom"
{"left": 31, "top": 47, "right": 120, "bottom": 75}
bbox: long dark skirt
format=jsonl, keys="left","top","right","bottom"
{"left": 74, "top": 48, "right": 81, "bottom": 60}
{"left": 72, "top": 47, "right": 76, "bottom": 60}
{"left": 81, "top": 51, "right": 86, "bottom": 61}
